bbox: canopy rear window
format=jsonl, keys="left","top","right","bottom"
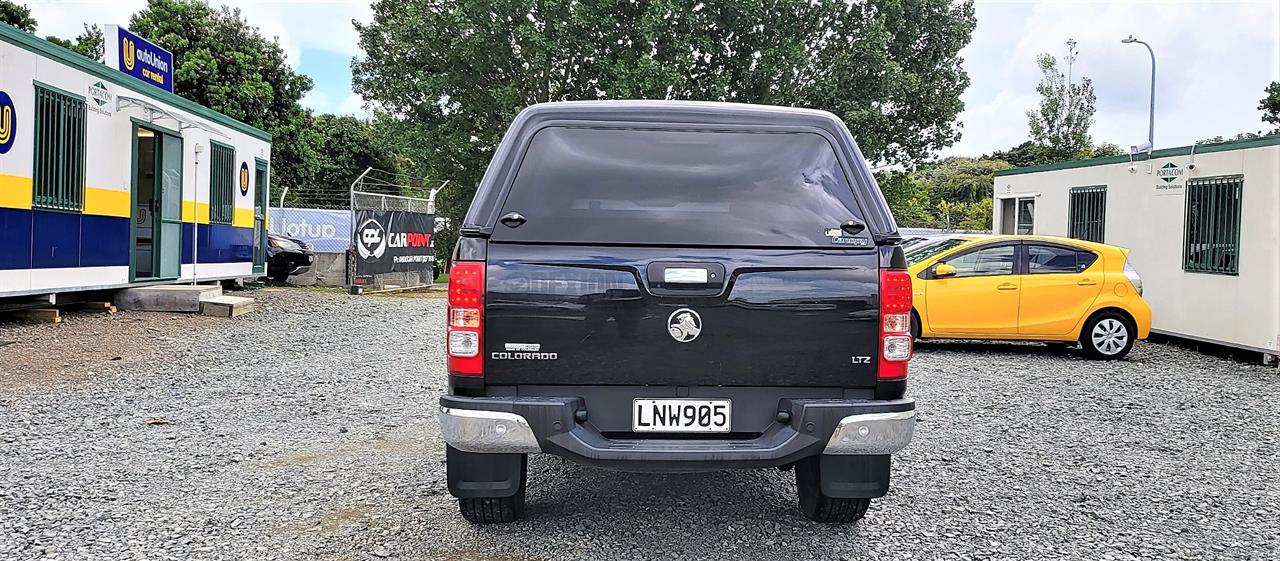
{"left": 492, "top": 127, "right": 865, "bottom": 246}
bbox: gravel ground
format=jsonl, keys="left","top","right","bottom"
{"left": 1, "top": 288, "right": 1277, "bottom": 560}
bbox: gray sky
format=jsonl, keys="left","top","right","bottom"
{"left": 31, "top": 0, "right": 1280, "bottom": 156}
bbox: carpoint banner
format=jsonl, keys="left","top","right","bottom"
{"left": 352, "top": 209, "right": 434, "bottom": 284}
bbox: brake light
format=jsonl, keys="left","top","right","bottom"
{"left": 447, "top": 261, "right": 485, "bottom": 376}
{"left": 879, "top": 268, "right": 913, "bottom": 380}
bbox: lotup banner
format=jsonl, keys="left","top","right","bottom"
{"left": 352, "top": 209, "right": 435, "bottom": 283}
{"left": 269, "top": 208, "right": 351, "bottom": 253}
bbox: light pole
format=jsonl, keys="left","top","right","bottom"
{"left": 1121, "top": 35, "right": 1156, "bottom": 150}
{"left": 192, "top": 143, "right": 204, "bottom": 285}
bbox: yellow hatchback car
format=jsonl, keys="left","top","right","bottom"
{"left": 904, "top": 235, "right": 1152, "bottom": 359}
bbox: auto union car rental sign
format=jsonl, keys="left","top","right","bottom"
{"left": 103, "top": 25, "right": 174, "bottom": 93}
{"left": 352, "top": 209, "right": 435, "bottom": 284}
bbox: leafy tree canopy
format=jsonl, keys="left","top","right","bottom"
{"left": 875, "top": 156, "right": 1008, "bottom": 231}
{"left": 354, "top": 0, "right": 978, "bottom": 241}
{"left": 1, "top": 0, "right": 34, "bottom": 33}
{"left": 128, "top": 0, "right": 320, "bottom": 195}
{"left": 1026, "top": 41, "right": 1099, "bottom": 158}
{"left": 1259, "top": 81, "right": 1280, "bottom": 131}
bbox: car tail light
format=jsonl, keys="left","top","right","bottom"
{"left": 879, "top": 268, "right": 913, "bottom": 380}
{"left": 447, "top": 261, "right": 485, "bottom": 376}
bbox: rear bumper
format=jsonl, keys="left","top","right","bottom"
{"left": 438, "top": 394, "right": 915, "bottom": 471}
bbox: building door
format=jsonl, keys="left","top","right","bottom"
{"left": 130, "top": 124, "right": 182, "bottom": 281}
{"left": 157, "top": 133, "right": 184, "bottom": 278}
{"left": 253, "top": 159, "right": 269, "bottom": 274}
{"left": 999, "top": 198, "right": 1016, "bottom": 234}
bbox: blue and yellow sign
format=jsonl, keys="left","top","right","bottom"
{"left": 106, "top": 24, "right": 174, "bottom": 93}
{"left": 0, "top": 90, "right": 15, "bottom": 155}
{"left": 239, "top": 162, "right": 250, "bottom": 196}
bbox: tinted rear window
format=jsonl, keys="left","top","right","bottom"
{"left": 493, "top": 127, "right": 865, "bottom": 246}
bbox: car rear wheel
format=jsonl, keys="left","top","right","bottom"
{"left": 459, "top": 493, "right": 525, "bottom": 524}
{"left": 1080, "top": 312, "right": 1135, "bottom": 360}
{"left": 795, "top": 456, "right": 871, "bottom": 523}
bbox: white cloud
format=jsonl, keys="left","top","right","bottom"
{"left": 336, "top": 92, "right": 368, "bottom": 117}
{"left": 946, "top": 0, "right": 1280, "bottom": 157}
{"left": 30, "top": 0, "right": 373, "bottom": 68}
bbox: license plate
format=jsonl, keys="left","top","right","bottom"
{"left": 632, "top": 399, "right": 731, "bottom": 433}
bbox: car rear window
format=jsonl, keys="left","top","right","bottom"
{"left": 1028, "top": 245, "right": 1099, "bottom": 274}
{"left": 492, "top": 127, "right": 865, "bottom": 246}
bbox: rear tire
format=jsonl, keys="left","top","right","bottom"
{"left": 795, "top": 456, "right": 871, "bottom": 523}
{"left": 910, "top": 311, "right": 922, "bottom": 341}
{"left": 458, "top": 492, "right": 525, "bottom": 524}
{"left": 1079, "top": 311, "right": 1135, "bottom": 360}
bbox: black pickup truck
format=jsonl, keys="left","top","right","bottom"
{"left": 440, "top": 101, "right": 915, "bottom": 524}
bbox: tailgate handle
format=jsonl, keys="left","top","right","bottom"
{"left": 646, "top": 262, "right": 727, "bottom": 296}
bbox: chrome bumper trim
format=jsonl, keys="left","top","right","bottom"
{"left": 822, "top": 410, "right": 916, "bottom": 455}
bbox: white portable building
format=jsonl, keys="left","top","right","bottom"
{"left": 1, "top": 23, "right": 272, "bottom": 299}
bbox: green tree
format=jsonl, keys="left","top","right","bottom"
{"left": 956, "top": 198, "right": 992, "bottom": 231}
{"left": 0, "top": 0, "right": 35, "bottom": 33}
{"left": 1261, "top": 81, "right": 1280, "bottom": 131}
{"left": 304, "top": 114, "right": 401, "bottom": 202}
{"left": 3, "top": 0, "right": 101, "bottom": 58}
{"left": 46, "top": 23, "right": 103, "bottom": 60}
{"left": 128, "top": 0, "right": 318, "bottom": 196}
{"left": 913, "top": 157, "right": 1010, "bottom": 204}
{"left": 354, "top": 0, "right": 978, "bottom": 260}
{"left": 989, "top": 140, "right": 1122, "bottom": 167}
{"left": 1027, "top": 40, "right": 1098, "bottom": 158}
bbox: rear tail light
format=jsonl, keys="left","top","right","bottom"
{"left": 879, "top": 268, "right": 913, "bottom": 380}
{"left": 1123, "top": 259, "right": 1143, "bottom": 296}
{"left": 447, "top": 261, "right": 485, "bottom": 376}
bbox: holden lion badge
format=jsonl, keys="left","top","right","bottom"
{"left": 667, "top": 308, "right": 702, "bottom": 343}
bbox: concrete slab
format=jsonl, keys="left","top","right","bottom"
{"left": 115, "top": 284, "right": 223, "bottom": 313}
{"left": 200, "top": 295, "right": 255, "bottom": 318}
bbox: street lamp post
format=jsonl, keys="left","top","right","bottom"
{"left": 1121, "top": 35, "right": 1156, "bottom": 150}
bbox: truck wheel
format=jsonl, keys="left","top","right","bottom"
{"left": 795, "top": 456, "right": 871, "bottom": 523}
{"left": 1079, "top": 312, "right": 1135, "bottom": 360}
{"left": 458, "top": 491, "right": 525, "bottom": 524}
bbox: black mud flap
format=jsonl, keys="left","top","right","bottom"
{"left": 446, "top": 446, "right": 527, "bottom": 499}
{"left": 802, "top": 454, "right": 891, "bottom": 499}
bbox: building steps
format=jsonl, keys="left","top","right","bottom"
{"left": 114, "top": 284, "right": 255, "bottom": 317}
{"left": 199, "top": 295, "right": 255, "bottom": 318}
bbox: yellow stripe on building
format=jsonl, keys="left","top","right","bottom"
{"left": 83, "top": 187, "right": 131, "bottom": 218}
{"left": 0, "top": 174, "right": 33, "bottom": 209}
{"left": 182, "top": 201, "right": 211, "bottom": 224}
{"left": 232, "top": 207, "right": 255, "bottom": 228}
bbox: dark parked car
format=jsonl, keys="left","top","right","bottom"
{"left": 266, "top": 233, "right": 314, "bottom": 282}
{"left": 441, "top": 101, "right": 915, "bottom": 524}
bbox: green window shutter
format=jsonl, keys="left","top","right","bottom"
{"left": 32, "top": 85, "right": 86, "bottom": 212}
{"left": 209, "top": 142, "right": 235, "bottom": 224}
{"left": 1068, "top": 186, "right": 1106, "bottom": 243}
{"left": 1183, "top": 175, "right": 1242, "bottom": 275}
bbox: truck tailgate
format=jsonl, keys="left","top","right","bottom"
{"left": 483, "top": 244, "right": 880, "bottom": 388}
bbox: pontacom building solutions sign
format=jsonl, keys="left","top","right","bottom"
{"left": 102, "top": 25, "right": 174, "bottom": 93}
